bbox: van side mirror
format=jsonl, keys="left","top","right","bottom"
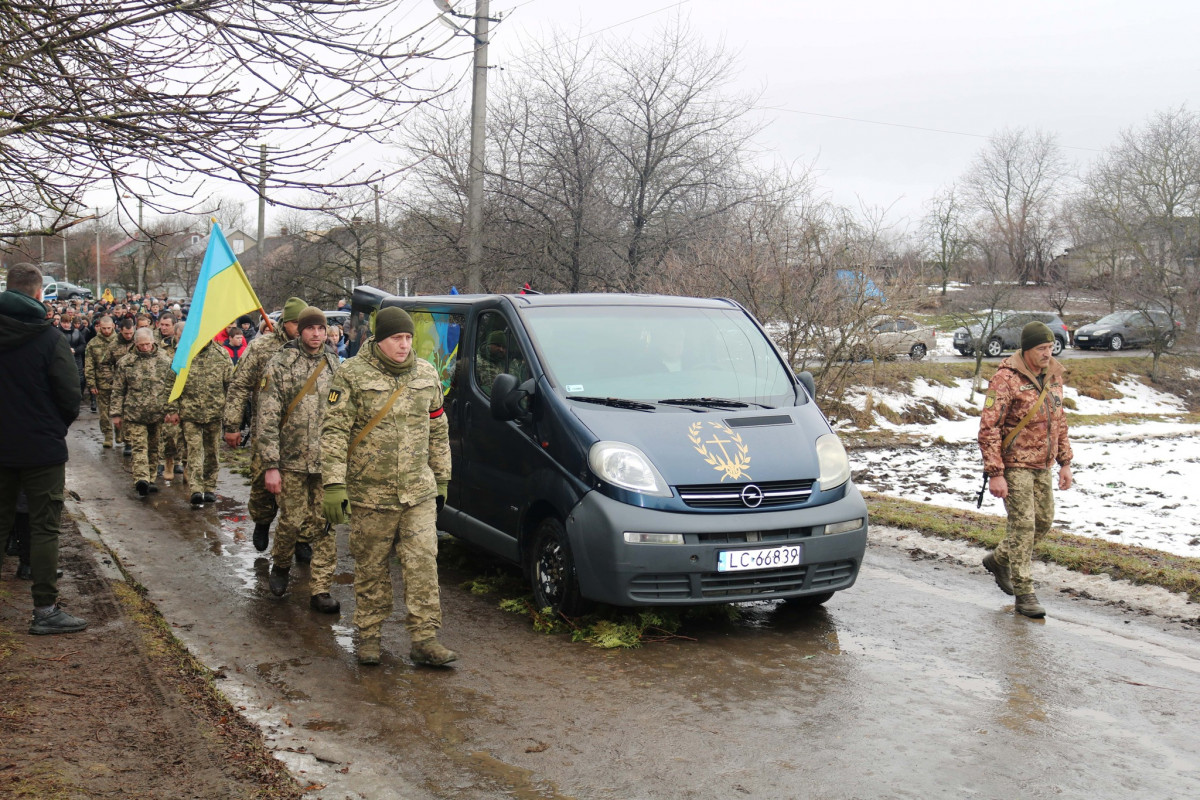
{"left": 490, "top": 373, "right": 533, "bottom": 421}
{"left": 798, "top": 370, "right": 816, "bottom": 401}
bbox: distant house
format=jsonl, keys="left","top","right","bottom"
{"left": 225, "top": 229, "right": 256, "bottom": 255}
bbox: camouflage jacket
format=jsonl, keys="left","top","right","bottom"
{"left": 83, "top": 332, "right": 117, "bottom": 391}
{"left": 979, "top": 353, "right": 1072, "bottom": 476}
{"left": 154, "top": 330, "right": 176, "bottom": 356}
{"left": 256, "top": 341, "right": 339, "bottom": 474}
{"left": 177, "top": 341, "right": 234, "bottom": 424}
{"left": 111, "top": 344, "right": 178, "bottom": 424}
{"left": 222, "top": 328, "right": 290, "bottom": 435}
{"left": 320, "top": 342, "right": 450, "bottom": 510}
{"left": 102, "top": 334, "right": 137, "bottom": 378}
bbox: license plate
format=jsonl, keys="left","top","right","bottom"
{"left": 717, "top": 544, "right": 803, "bottom": 573}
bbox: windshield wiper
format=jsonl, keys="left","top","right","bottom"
{"left": 566, "top": 396, "right": 657, "bottom": 412}
{"left": 658, "top": 397, "right": 752, "bottom": 409}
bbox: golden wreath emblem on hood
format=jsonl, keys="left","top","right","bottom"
{"left": 688, "top": 421, "right": 751, "bottom": 482}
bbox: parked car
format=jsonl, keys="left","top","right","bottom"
{"left": 952, "top": 311, "right": 1069, "bottom": 358}
{"left": 43, "top": 278, "right": 93, "bottom": 301}
{"left": 353, "top": 286, "right": 869, "bottom": 615}
{"left": 846, "top": 315, "right": 936, "bottom": 361}
{"left": 1073, "top": 309, "right": 1180, "bottom": 351}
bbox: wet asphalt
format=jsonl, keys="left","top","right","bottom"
{"left": 64, "top": 416, "right": 1200, "bottom": 800}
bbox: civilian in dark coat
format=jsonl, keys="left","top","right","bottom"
{"left": 0, "top": 264, "right": 88, "bottom": 634}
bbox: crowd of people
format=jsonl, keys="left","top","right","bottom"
{"left": 1, "top": 264, "right": 456, "bottom": 666}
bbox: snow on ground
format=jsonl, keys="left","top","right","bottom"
{"left": 841, "top": 375, "right": 1200, "bottom": 558}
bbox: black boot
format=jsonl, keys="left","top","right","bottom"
{"left": 268, "top": 566, "right": 289, "bottom": 597}
{"left": 294, "top": 541, "right": 313, "bottom": 564}
{"left": 309, "top": 593, "right": 340, "bottom": 614}
{"left": 252, "top": 522, "right": 270, "bottom": 552}
{"left": 190, "top": 492, "right": 205, "bottom": 506}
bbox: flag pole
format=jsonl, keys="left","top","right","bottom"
{"left": 259, "top": 306, "right": 275, "bottom": 332}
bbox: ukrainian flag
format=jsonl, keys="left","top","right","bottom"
{"left": 169, "top": 222, "right": 264, "bottom": 402}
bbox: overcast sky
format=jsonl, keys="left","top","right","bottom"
{"left": 482, "top": 0, "right": 1200, "bottom": 230}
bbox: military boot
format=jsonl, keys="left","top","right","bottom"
{"left": 252, "top": 522, "right": 271, "bottom": 552}
{"left": 294, "top": 541, "right": 313, "bottom": 564}
{"left": 410, "top": 636, "right": 459, "bottom": 667}
{"left": 135, "top": 480, "right": 150, "bottom": 497}
{"left": 102, "top": 436, "right": 113, "bottom": 448}
{"left": 268, "top": 566, "right": 290, "bottom": 597}
{"left": 310, "top": 593, "right": 340, "bottom": 614}
{"left": 1015, "top": 594, "right": 1046, "bottom": 619}
{"left": 123, "top": 443, "right": 132, "bottom": 456}
{"left": 164, "top": 457, "right": 175, "bottom": 477}
{"left": 358, "top": 638, "right": 382, "bottom": 666}
{"left": 982, "top": 553, "right": 1014, "bottom": 596}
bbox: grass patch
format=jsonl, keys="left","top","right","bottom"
{"left": 865, "top": 491, "right": 1200, "bottom": 603}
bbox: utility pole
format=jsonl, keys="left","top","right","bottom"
{"left": 257, "top": 143, "right": 268, "bottom": 278}
{"left": 62, "top": 234, "right": 68, "bottom": 283}
{"left": 465, "top": 0, "right": 490, "bottom": 294}
{"left": 136, "top": 198, "right": 145, "bottom": 295}
{"left": 374, "top": 184, "right": 384, "bottom": 288}
{"left": 95, "top": 208, "right": 101, "bottom": 296}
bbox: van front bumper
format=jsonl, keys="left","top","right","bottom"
{"left": 565, "top": 485, "right": 869, "bottom": 606}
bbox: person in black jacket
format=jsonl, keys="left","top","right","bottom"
{"left": 58, "top": 310, "right": 89, "bottom": 408}
{"left": 0, "top": 263, "right": 88, "bottom": 635}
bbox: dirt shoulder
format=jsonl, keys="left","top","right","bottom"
{"left": 0, "top": 513, "right": 303, "bottom": 800}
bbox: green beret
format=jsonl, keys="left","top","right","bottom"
{"left": 280, "top": 296, "right": 307, "bottom": 323}
{"left": 375, "top": 307, "right": 414, "bottom": 341}
{"left": 1021, "top": 321, "right": 1055, "bottom": 352}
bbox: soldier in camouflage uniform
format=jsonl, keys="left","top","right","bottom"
{"left": 320, "top": 307, "right": 454, "bottom": 666}
{"left": 153, "top": 312, "right": 184, "bottom": 478}
{"left": 256, "top": 307, "right": 341, "bottom": 613}
{"left": 176, "top": 336, "right": 233, "bottom": 506}
{"left": 105, "top": 318, "right": 138, "bottom": 454}
{"left": 111, "top": 328, "right": 179, "bottom": 497}
{"left": 83, "top": 315, "right": 117, "bottom": 447}
{"left": 979, "top": 321, "right": 1073, "bottom": 619}
{"left": 223, "top": 297, "right": 306, "bottom": 555}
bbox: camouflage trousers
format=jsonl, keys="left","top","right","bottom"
{"left": 121, "top": 422, "right": 161, "bottom": 484}
{"left": 272, "top": 471, "right": 336, "bottom": 594}
{"left": 160, "top": 419, "right": 185, "bottom": 464}
{"left": 348, "top": 500, "right": 440, "bottom": 642}
{"left": 95, "top": 389, "right": 113, "bottom": 443}
{"left": 181, "top": 421, "right": 221, "bottom": 494}
{"left": 994, "top": 467, "right": 1054, "bottom": 596}
{"left": 247, "top": 449, "right": 279, "bottom": 527}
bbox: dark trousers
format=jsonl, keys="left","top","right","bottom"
{"left": 0, "top": 463, "right": 66, "bottom": 608}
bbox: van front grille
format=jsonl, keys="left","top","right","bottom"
{"left": 676, "top": 479, "right": 814, "bottom": 509}
{"left": 627, "top": 558, "right": 859, "bottom": 602}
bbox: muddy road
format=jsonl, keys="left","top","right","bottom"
{"left": 65, "top": 420, "right": 1200, "bottom": 799}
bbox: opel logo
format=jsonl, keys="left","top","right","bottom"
{"left": 740, "top": 484, "right": 764, "bottom": 508}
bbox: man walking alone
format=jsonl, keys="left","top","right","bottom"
{"left": 979, "top": 321, "right": 1074, "bottom": 619}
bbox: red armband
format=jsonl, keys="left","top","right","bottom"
{"left": 429, "top": 407, "right": 444, "bottom": 419}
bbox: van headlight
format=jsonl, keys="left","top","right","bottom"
{"left": 588, "top": 441, "right": 672, "bottom": 497}
{"left": 816, "top": 434, "right": 851, "bottom": 490}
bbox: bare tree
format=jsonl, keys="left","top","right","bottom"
{"left": 1, "top": 1, "right": 458, "bottom": 239}
{"left": 1077, "top": 106, "right": 1200, "bottom": 340}
{"left": 922, "top": 185, "right": 972, "bottom": 295}
{"left": 963, "top": 128, "right": 1068, "bottom": 285}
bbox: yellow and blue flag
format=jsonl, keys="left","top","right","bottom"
{"left": 168, "top": 222, "right": 264, "bottom": 402}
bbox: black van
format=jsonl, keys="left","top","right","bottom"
{"left": 353, "top": 288, "right": 868, "bottom": 614}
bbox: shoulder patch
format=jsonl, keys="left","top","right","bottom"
{"left": 260, "top": 374, "right": 269, "bottom": 391}
{"left": 327, "top": 389, "right": 341, "bottom": 405}
{"left": 983, "top": 394, "right": 995, "bottom": 409}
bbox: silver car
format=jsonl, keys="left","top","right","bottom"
{"left": 849, "top": 315, "right": 937, "bottom": 361}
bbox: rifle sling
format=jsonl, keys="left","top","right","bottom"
{"left": 280, "top": 358, "right": 328, "bottom": 431}
{"left": 1001, "top": 379, "right": 1050, "bottom": 453}
{"left": 348, "top": 381, "right": 408, "bottom": 458}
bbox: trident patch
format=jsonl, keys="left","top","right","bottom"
{"left": 327, "top": 389, "right": 341, "bottom": 405}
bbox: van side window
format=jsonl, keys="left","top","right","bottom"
{"left": 474, "top": 312, "right": 528, "bottom": 397}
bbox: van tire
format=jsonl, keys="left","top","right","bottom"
{"left": 528, "top": 517, "right": 590, "bottom": 617}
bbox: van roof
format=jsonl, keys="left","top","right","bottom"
{"left": 384, "top": 293, "right": 741, "bottom": 310}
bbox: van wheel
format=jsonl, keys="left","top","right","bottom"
{"left": 984, "top": 337, "right": 1004, "bottom": 357}
{"left": 528, "top": 517, "right": 589, "bottom": 617}
{"left": 784, "top": 591, "right": 834, "bottom": 607}
{"left": 909, "top": 343, "right": 927, "bottom": 361}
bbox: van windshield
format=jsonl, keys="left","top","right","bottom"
{"left": 521, "top": 304, "right": 796, "bottom": 408}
